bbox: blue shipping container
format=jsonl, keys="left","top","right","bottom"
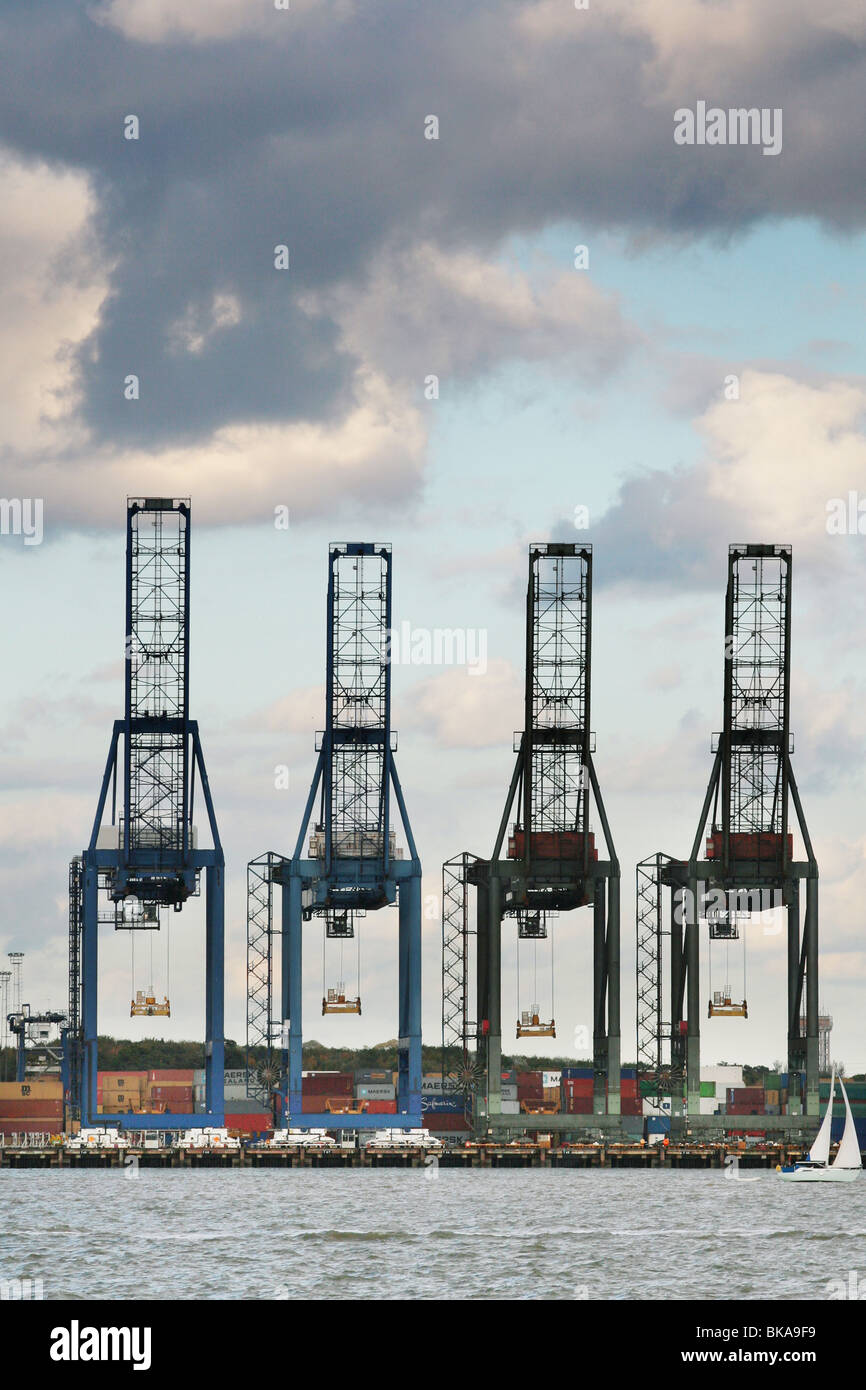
{"left": 421, "top": 1097, "right": 464, "bottom": 1114}
{"left": 646, "top": 1117, "right": 671, "bottom": 1134}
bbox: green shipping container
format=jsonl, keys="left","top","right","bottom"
{"left": 700, "top": 1082, "right": 716, "bottom": 1098}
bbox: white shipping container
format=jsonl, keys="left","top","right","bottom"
{"left": 501, "top": 1084, "right": 518, "bottom": 1101}
{"left": 501, "top": 1100, "right": 520, "bottom": 1115}
{"left": 355, "top": 1085, "right": 395, "bottom": 1100}
{"left": 700, "top": 1065, "right": 744, "bottom": 1088}
{"left": 542, "top": 1071, "right": 561, "bottom": 1088}
{"left": 642, "top": 1099, "right": 672, "bottom": 1116}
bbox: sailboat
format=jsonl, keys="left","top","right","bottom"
{"left": 778, "top": 1066, "right": 862, "bottom": 1183}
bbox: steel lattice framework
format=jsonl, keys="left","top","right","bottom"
{"left": 444, "top": 543, "right": 621, "bottom": 1133}
{"left": 638, "top": 544, "right": 820, "bottom": 1124}
{"left": 526, "top": 548, "right": 590, "bottom": 835}
{"left": 77, "top": 499, "right": 225, "bottom": 1130}
{"left": 724, "top": 549, "right": 789, "bottom": 837}
{"left": 441, "top": 853, "right": 480, "bottom": 1115}
{"left": 635, "top": 853, "right": 677, "bottom": 1106}
{"left": 247, "top": 543, "right": 422, "bottom": 1129}
{"left": 327, "top": 547, "right": 390, "bottom": 857}
{"left": 67, "top": 856, "right": 83, "bottom": 1124}
{"left": 125, "top": 503, "right": 189, "bottom": 873}
{"left": 246, "top": 852, "right": 283, "bottom": 1110}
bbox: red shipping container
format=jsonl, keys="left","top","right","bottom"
{"left": 301, "top": 1095, "right": 356, "bottom": 1113}
{"left": 0, "top": 1101, "right": 63, "bottom": 1119}
{"left": 0, "top": 1118, "right": 62, "bottom": 1135}
{"left": 563, "top": 1098, "right": 594, "bottom": 1114}
{"left": 223, "top": 1113, "right": 270, "bottom": 1133}
{"left": 621, "top": 1098, "right": 642, "bottom": 1115}
{"left": 562, "top": 1079, "right": 593, "bottom": 1095}
{"left": 508, "top": 830, "right": 597, "bottom": 862}
{"left": 706, "top": 831, "right": 793, "bottom": 863}
{"left": 148, "top": 1070, "right": 194, "bottom": 1083}
{"left": 148, "top": 1086, "right": 193, "bottom": 1102}
{"left": 424, "top": 1113, "right": 470, "bottom": 1131}
{"left": 364, "top": 1100, "right": 397, "bottom": 1113}
{"left": 302, "top": 1074, "right": 353, "bottom": 1095}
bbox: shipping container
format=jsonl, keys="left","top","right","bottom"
{"left": 301, "top": 1095, "right": 357, "bottom": 1113}
{"left": 561, "top": 1079, "right": 593, "bottom": 1095}
{"left": 561, "top": 1067, "right": 593, "bottom": 1080}
{"left": 500, "top": 1069, "right": 517, "bottom": 1084}
{"left": 301, "top": 1074, "right": 353, "bottom": 1095}
{"left": 705, "top": 830, "right": 793, "bottom": 862}
{"left": 646, "top": 1116, "right": 671, "bottom": 1133}
{"left": 700, "top": 1081, "right": 716, "bottom": 1098}
{"left": 501, "top": 1100, "right": 520, "bottom": 1115}
{"left": 147, "top": 1070, "right": 194, "bottom": 1083}
{"left": 562, "top": 1098, "right": 594, "bottom": 1114}
{"left": 0, "top": 1119, "right": 62, "bottom": 1136}
{"left": 508, "top": 829, "right": 597, "bottom": 861}
{"left": 355, "top": 1084, "right": 396, "bottom": 1100}
{"left": 223, "top": 1084, "right": 253, "bottom": 1101}
{"left": 0, "top": 1100, "right": 64, "bottom": 1118}
{"left": 354, "top": 1069, "right": 391, "bottom": 1084}
{"left": 222, "top": 1113, "right": 270, "bottom": 1133}
{"left": 0, "top": 1080, "right": 63, "bottom": 1100}
{"left": 364, "top": 1100, "right": 397, "bottom": 1114}
{"left": 224, "top": 1097, "right": 270, "bottom": 1114}
{"left": 424, "top": 1113, "right": 470, "bottom": 1132}
{"left": 421, "top": 1097, "right": 464, "bottom": 1113}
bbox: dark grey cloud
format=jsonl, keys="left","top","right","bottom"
{"left": 1, "top": 0, "right": 865, "bottom": 447}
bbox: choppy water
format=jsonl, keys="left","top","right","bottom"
{"left": 2, "top": 1168, "right": 863, "bottom": 1300}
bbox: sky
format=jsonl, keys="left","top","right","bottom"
{"left": 2, "top": 0, "right": 866, "bottom": 1072}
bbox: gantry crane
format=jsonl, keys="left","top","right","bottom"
{"left": 7, "top": 1006, "right": 68, "bottom": 1085}
{"left": 443, "top": 543, "right": 621, "bottom": 1133}
{"left": 636, "top": 544, "right": 819, "bottom": 1121}
{"left": 247, "top": 543, "right": 422, "bottom": 1128}
{"left": 77, "top": 499, "right": 224, "bottom": 1130}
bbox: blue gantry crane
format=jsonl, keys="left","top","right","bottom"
{"left": 247, "top": 543, "right": 422, "bottom": 1129}
{"left": 74, "top": 498, "right": 224, "bottom": 1130}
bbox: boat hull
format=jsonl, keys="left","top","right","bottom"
{"left": 778, "top": 1166, "right": 860, "bottom": 1183}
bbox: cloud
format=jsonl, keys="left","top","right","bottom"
{"left": 1, "top": 367, "right": 428, "bottom": 528}
{"left": 594, "top": 369, "right": 866, "bottom": 589}
{"left": 0, "top": 0, "right": 863, "bottom": 490}
{"left": 402, "top": 660, "right": 523, "bottom": 749}
{"left": 0, "top": 152, "right": 103, "bottom": 456}
{"left": 305, "top": 242, "right": 636, "bottom": 388}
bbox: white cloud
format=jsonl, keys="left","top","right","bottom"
{"left": 519, "top": 0, "right": 866, "bottom": 96}
{"left": 402, "top": 660, "right": 523, "bottom": 749}
{"left": 303, "top": 242, "right": 636, "bottom": 388}
{"left": 700, "top": 370, "right": 866, "bottom": 556}
{"left": 89, "top": 0, "right": 352, "bottom": 45}
{"left": 4, "top": 367, "right": 428, "bottom": 527}
{"left": 0, "top": 152, "right": 104, "bottom": 456}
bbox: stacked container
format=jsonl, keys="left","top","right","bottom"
{"left": 0, "top": 1079, "right": 63, "bottom": 1135}
{"left": 561, "top": 1068, "right": 593, "bottom": 1114}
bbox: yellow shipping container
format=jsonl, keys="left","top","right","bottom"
{"left": 0, "top": 1080, "right": 63, "bottom": 1100}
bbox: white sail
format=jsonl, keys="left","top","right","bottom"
{"left": 832, "top": 1075, "right": 862, "bottom": 1171}
{"left": 809, "top": 1065, "right": 835, "bottom": 1165}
